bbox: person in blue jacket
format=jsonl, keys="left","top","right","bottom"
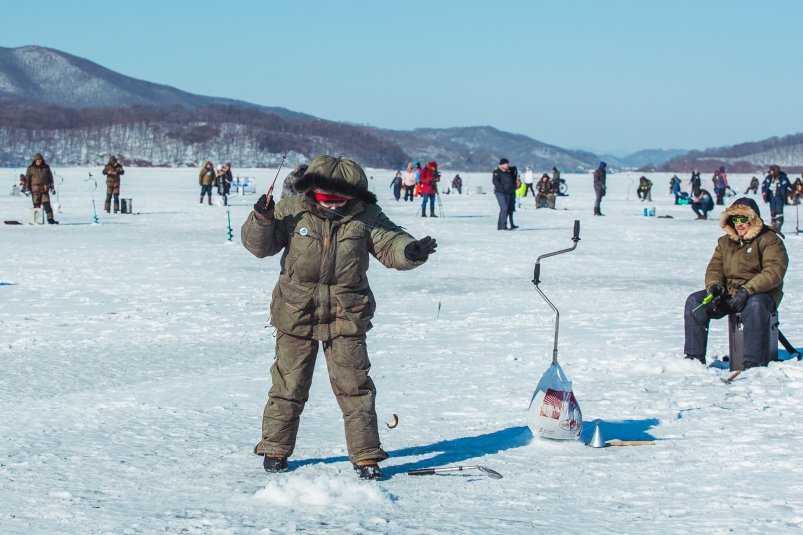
{"left": 691, "top": 189, "right": 715, "bottom": 220}
{"left": 671, "top": 175, "right": 682, "bottom": 204}
{"left": 390, "top": 171, "right": 402, "bottom": 201}
{"left": 762, "top": 165, "right": 793, "bottom": 231}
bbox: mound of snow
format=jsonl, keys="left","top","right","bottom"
{"left": 254, "top": 474, "right": 393, "bottom": 507}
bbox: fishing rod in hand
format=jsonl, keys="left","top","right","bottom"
{"left": 265, "top": 150, "right": 290, "bottom": 201}
{"left": 692, "top": 285, "right": 722, "bottom": 311}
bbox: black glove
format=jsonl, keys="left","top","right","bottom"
{"left": 727, "top": 288, "right": 750, "bottom": 312}
{"left": 708, "top": 284, "right": 722, "bottom": 298}
{"left": 50, "top": 188, "right": 56, "bottom": 195}
{"left": 404, "top": 236, "right": 437, "bottom": 261}
{"left": 254, "top": 194, "right": 275, "bottom": 220}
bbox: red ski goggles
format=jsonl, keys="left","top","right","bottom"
{"left": 314, "top": 192, "right": 349, "bottom": 203}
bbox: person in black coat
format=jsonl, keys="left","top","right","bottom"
{"left": 492, "top": 158, "right": 517, "bottom": 230}
{"left": 690, "top": 170, "right": 702, "bottom": 197}
{"left": 217, "top": 162, "right": 234, "bottom": 206}
{"left": 745, "top": 176, "right": 759, "bottom": 194}
{"left": 593, "top": 161, "right": 606, "bottom": 216}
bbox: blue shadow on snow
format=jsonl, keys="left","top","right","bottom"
{"left": 579, "top": 418, "right": 660, "bottom": 444}
{"left": 291, "top": 426, "right": 533, "bottom": 477}
{"left": 291, "top": 420, "right": 660, "bottom": 476}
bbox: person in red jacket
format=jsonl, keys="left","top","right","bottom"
{"left": 419, "top": 161, "right": 440, "bottom": 217}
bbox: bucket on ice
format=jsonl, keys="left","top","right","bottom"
{"left": 29, "top": 207, "right": 44, "bottom": 225}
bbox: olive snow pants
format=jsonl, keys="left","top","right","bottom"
{"left": 535, "top": 192, "right": 555, "bottom": 209}
{"left": 106, "top": 182, "right": 120, "bottom": 212}
{"left": 31, "top": 188, "right": 53, "bottom": 218}
{"left": 254, "top": 331, "right": 387, "bottom": 464}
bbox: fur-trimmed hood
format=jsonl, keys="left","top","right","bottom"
{"left": 292, "top": 155, "right": 377, "bottom": 205}
{"left": 720, "top": 199, "right": 766, "bottom": 242}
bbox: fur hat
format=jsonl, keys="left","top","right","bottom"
{"left": 293, "top": 155, "right": 377, "bottom": 205}
{"left": 720, "top": 197, "right": 763, "bottom": 242}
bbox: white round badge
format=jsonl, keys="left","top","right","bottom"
{"left": 300, "top": 228, "right": 308, "bottom": 236}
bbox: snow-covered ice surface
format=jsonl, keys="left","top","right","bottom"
{"left": 1, "top": 167, "right": 802, "bottom": 534}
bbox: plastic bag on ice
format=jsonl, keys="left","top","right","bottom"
{"left": 527, "top": 363, "right": 582, "bottom": 440}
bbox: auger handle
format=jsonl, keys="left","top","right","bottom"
{"left": 573, "top": 220, "right": 580, "bottom": 242}
{"left": 407, "top": 469, "right": 436, "bottom": 476}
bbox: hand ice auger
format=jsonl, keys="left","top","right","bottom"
{"left": 533, "top": 220, "right": 580, "bottom": 364}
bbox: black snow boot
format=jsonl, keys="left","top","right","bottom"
{"left": 353, "top": 462, "right": 383, "bottom": 481}
{"left": 263, "top": 455, "right": 288, "bottom": 473}
{"left": 684, "top": 354, "right": 705, "bottom": 365}
{"left": 742, "top": 360, "right": 761, "bottom": 370}
{"left": 421, "top": 207, "right": 427, "bottom": 217}
{"left": 430, "top": 208, "right": 438, "bottom": 218}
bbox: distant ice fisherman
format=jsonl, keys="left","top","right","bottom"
{"left": 24, "top": 153, "right": 58, "bottom": 224}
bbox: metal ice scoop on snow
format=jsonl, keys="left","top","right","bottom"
{"left": 407, "top": 465, "right": 503, "bottom": 479}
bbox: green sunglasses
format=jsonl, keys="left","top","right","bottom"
{"left": 731, "top": 216, "right": 750, "bottom": 224}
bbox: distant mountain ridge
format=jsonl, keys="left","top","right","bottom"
{"left": 6, "top": 45, "right": 801, "bottom": 173}
{"left": 601, "top": 148, "right": 688, "bottom": 169}
{"left": 0, "top": 45, "right": 308, "bottom": 118}
{"left": 384, "top": 126, "right": 599, "bottom": 171}
{"left": 0, "top": 45, "right": 600, "bottom": 170}
{"left": 655, "top": 134, "right": 803, "bottom": 173}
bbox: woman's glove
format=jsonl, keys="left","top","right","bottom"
{"left": 404, "top": 236, "right": 437, "bottom": 261}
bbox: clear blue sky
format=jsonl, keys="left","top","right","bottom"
{"left": 3, "top": 0, "right": 802, "bottom": 155}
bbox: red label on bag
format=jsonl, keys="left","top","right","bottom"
{"left": 540, "top": 388, "right": 582, "bottom": 432}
